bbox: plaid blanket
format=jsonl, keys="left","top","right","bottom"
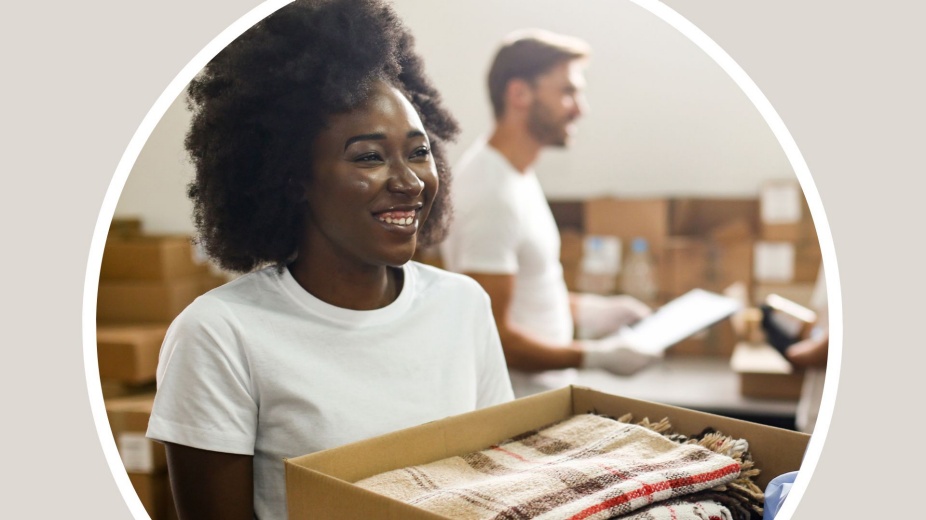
{"left": 355, "top": 414, "right": 750, "bottom": 520}
{"left": 617, "top": 497, "right": 734, "bottom": 520}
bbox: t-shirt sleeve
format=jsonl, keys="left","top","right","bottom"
{"left": 473, "top": 288, "right": 515, "bottom": 408}
{"left": 146, "top": 298, "right": 258, "bottom": 455}
{"left": 449, "top": 189, "right": 521, "bottom": 274}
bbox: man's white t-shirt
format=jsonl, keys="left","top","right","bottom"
{"left": 441, "top": 140, "right": 575, "bottom": 395}
{"left": 146, "top": 261, "right": 514, "bottom": 520}
{"left": 797, "top": 266, "right": 828, "bottom": 433}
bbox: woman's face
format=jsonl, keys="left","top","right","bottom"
{"left": 301, "top": 81, "right": 438, "bottom": 269}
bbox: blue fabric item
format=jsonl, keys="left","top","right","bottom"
{"left": 763, "top": 471, "right": 799, "bottom": 519}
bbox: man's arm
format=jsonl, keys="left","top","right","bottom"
{"left": 465, "top": 272, "right": 582, "bottom": 371}
{"left": 165, "top": 442, "right": 254, "bottom": 520}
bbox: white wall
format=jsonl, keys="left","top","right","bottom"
{"left": 116, "top": 0, "right": 795, "bottom": 234}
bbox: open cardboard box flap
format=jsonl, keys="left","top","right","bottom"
{"left": 285, "top": 386, "right": 809, "bottom": 519}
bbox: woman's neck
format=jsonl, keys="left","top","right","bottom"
{"left": 288, "top": 252, "right": 402, "bottom": 311}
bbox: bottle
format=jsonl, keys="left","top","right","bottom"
{"left": 577, "top": 235, "right": 620, "bottom": 295}
{"left": 621, "top": 237, "right": 658, "bottom": 304}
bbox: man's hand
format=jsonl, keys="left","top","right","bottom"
{"left": 579, "top": 333, "right": 659, "bottom": 376}
{"left": 785, "top": 334, "right": 828, "bottom": 368}
{"left": 574, "top": 293, "right": 652, "bottom": 339}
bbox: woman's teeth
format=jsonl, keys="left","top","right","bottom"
{"left": 377, "top": 211, "right": 415, "bottom": 226}
{"left": 380, "top": 216, "right": 413, "bottom": 226}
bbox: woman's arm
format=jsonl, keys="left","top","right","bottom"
{"left": 165, "top": 442, "right": 254, "bottom": 520}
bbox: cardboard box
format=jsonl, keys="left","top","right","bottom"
{"left": 559, "top": 229, "right": 584, "bottom": 265}
{"left": 100, "top": 380, "right": 158, "bottom": 400}
{"left": 97, "top": 276, "right": 205, "bottom": 323}
{"left": 753, "top": 240, "right": 822, "bottom": 285}
{"left": 128, "top": 472, "right": 171, "bottom": 520}
{"left": 561, "top": 263, "right": 579, "bottom": 293}
{"left": 548, "top": 199, "right": 585, "bottom": 232}
{"left": 665, "top": 318, "right": 737, "bottom": 358}
{"left": 101, "top": 235, "right": 205, "bottom": 281}
{"left": 584, "top": 198, "right": 670, "bottom": 251}
{"left": 793, "top": 240, "right": 822, "bottom": 283}
{"left": 200, "top": 271, "right": 230, "bottom": 294}
{"left": 731, "top": 343, "right": 805, "bottom": 400}
{"left": 97, "top": 324, "right": 167, "bottom": 384}
{"left": 753, "top": 241, "right": 796, "bottom": 283}
{"left": 657, "top": 237, "right": 710, "bottom": 301}
{"left": 109, "top": 217, "right": 143, "bottom": 240}
{"left": 106, "top": 393, "right": 166, "bottom": 474}
{"left": 285, "top": 386, "right": 810, "bottom": 519}
{"left": 759, "top": 180, "right": 817, "bottom": 243}
{"left": 670, "top": 198, "right": 759, "bottom": 237}
{"left": 710, "top": 237, "right": 754, "bottom": 296}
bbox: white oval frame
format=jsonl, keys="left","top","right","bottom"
{"left": 82, "top": 1, "right": 841, "bottom": 518}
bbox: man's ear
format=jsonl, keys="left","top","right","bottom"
{"left": 506, "top": 78, "right": 534, "bottom": 112}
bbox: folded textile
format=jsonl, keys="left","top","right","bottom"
{"left": 355, "top": 414, "right": 750, "bottom": 520}
{"left": 616, "top": 496, "right": 734, "bottom": 520}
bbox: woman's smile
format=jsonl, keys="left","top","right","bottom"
{"left": 299, "top": 81, "right": 439, "bottom": 269}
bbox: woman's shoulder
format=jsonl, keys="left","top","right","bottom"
{"left": 407, "top": 262, "right": 489, "bottom": 301}
{"left": 169, "top": 266, "right": 285, "bottom": 329}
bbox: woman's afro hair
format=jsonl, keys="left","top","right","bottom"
{"left": 184, "top": 0, "right": 459, "bottom": 273}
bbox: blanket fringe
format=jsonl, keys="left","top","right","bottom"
{"left": 607, "top": 413, "right": 766, "bottom": 520}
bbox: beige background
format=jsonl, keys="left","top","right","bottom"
{"left": 3, "top": 0, "right": 923, "bottom": 518}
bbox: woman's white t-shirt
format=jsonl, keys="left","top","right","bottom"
{"left": 146, "top": 261, "right": 514, "bottom": 520}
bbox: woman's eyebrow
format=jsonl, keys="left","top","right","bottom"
{"left": 344, "top": 133, "right": 386, "bottom": 150}
{"left": 344, "top": 130, "right": 427, "bottom": 150}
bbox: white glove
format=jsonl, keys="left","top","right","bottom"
{"left": 579, "top": 333, "right": 660, "bottom": 376}
{"left": 575, "top": 294, "right": 653, "bottom": 340}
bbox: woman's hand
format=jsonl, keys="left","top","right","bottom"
{"left": 165, "top": 442, "right": 254, "bottom": 520}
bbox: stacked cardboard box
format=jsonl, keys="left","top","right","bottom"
{"left": 581, "top": 197, "right": 759, "bottom": 303}
{"left": 106, "top": 394, "right": 177, "bottom": 520}
{"left": 98, "top": 234, "right": 226, "bottom": 323}
{"left": 97, "top": 223, "right": 230, "bottom": 520}
{"left": 579, "top": 197, "right": 759, "bottom": 357}
{"left": 753, "top": 180, "right": 822, "bottom": 307}
{"left": 546, "top": 189, "right": 824, "bottom": 358}
{"left": 558, "top": 229, "right": 584, "bottom": 292}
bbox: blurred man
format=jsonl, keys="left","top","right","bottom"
{"left": 441, "top": 29, "right": 657, "bottom": 397}
{"left": 785, "top": 266, "right": 829, "bottom": 434}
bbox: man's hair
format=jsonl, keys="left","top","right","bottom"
{"left": 487, "top": 29, "right": 590, "bottom": 119}
{"left": 184, "top": 0, "right": 459, "bottom": 273}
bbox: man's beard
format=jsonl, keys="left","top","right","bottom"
{"left": 527, "top": 100, "right": 572, "bottom": 147}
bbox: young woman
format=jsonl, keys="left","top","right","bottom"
{"left": 145, "top": 2, "right": 514, "bottom": 518}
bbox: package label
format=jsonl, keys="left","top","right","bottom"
{"left": 754, "top": 242, "right": 795, "bottom": 282}
{"left": 118, "top": 432, "right": 154, "bottom": 473}
{"left": 761, "top": 183, "right": 802, "bottom": 224}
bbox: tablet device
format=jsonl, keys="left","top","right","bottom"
{"left": 616, "top": 288, "right": 742, "bottom": 355}
{"left": 759, "top": 294, "right": 818, "bottom": 357}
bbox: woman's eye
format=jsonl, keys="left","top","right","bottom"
{"left": 354, "top": 152, "right": 383, "bottom": 163}
{"left": 410, "top": 146, "right": 431, "bottom": 160}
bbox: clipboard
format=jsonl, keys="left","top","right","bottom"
{"left": 615, "top": 289, "right": 743, "bottom": 355}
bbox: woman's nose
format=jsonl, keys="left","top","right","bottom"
{"left": 386, "top": 162, "right": 425, "bottom": 196}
